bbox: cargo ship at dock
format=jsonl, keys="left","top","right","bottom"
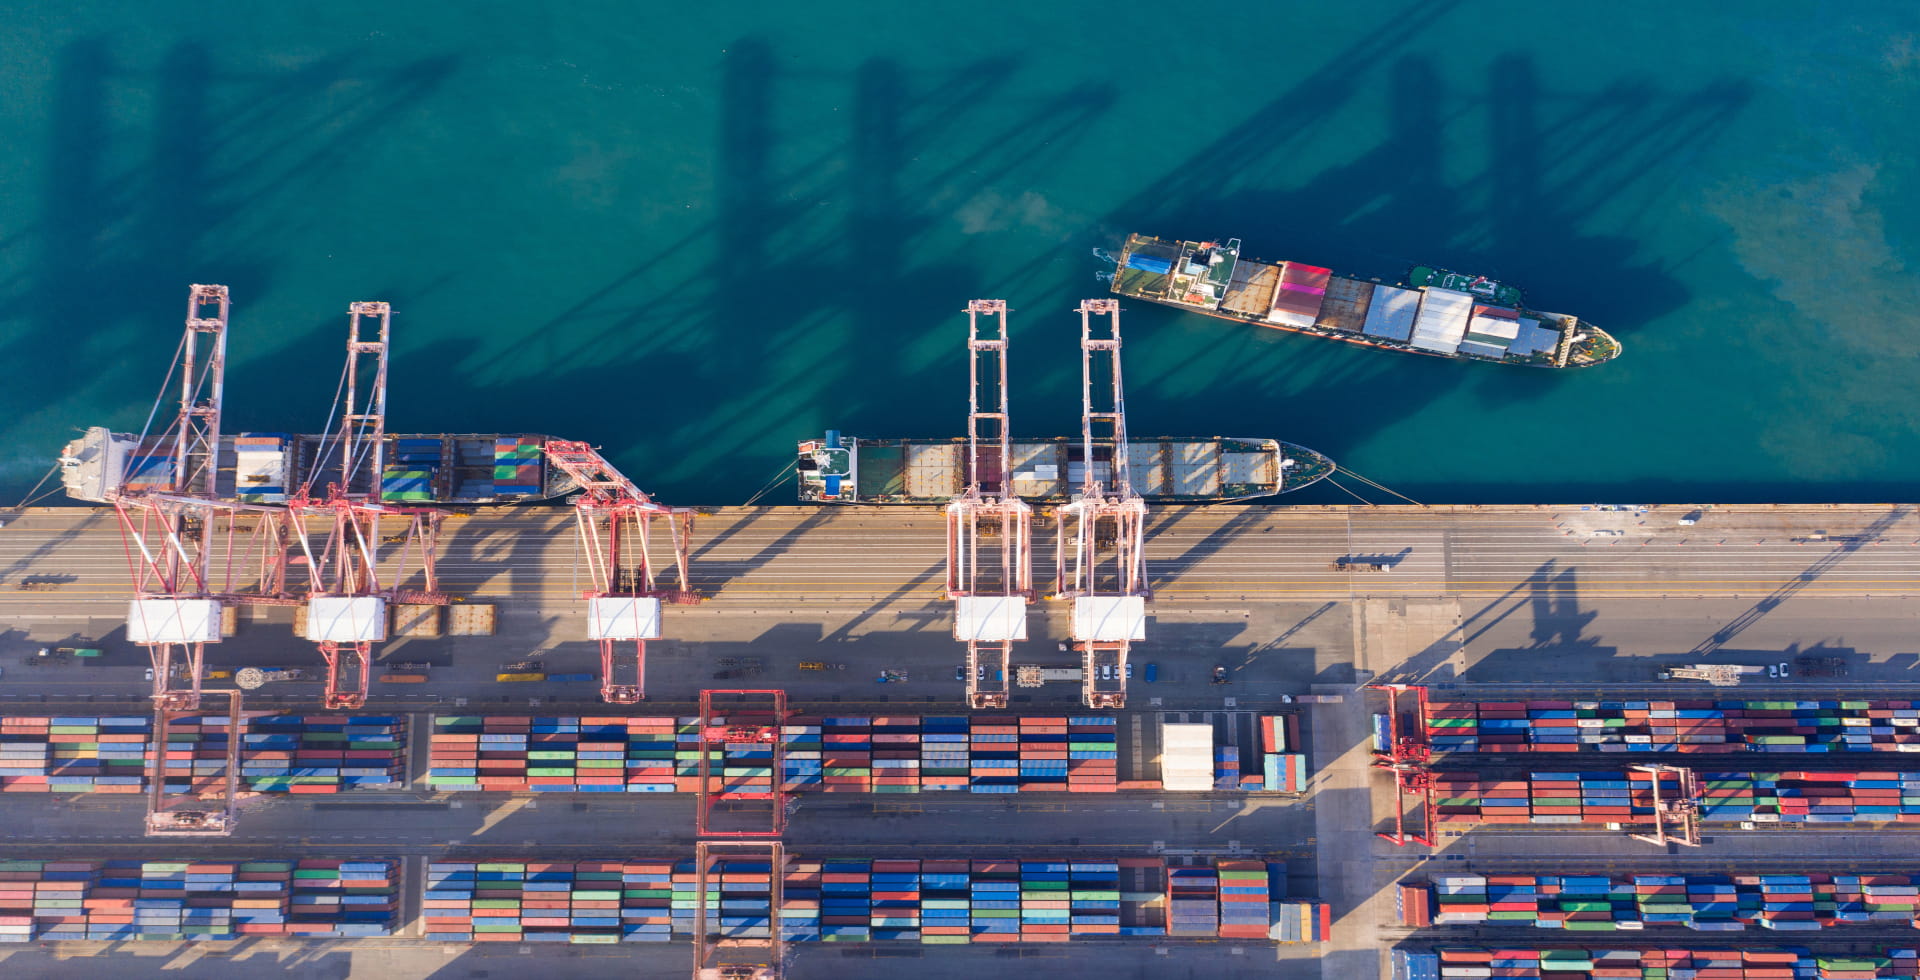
{"left": 58, "top": 427, "right": 570, "bottom": 506}
{"left": 1112, "top": 234, "right": 1622, "bottom": 368}
{"left": 796, "top": 431, "right": 1333, "bottom": 504}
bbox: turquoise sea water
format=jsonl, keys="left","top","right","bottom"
{"left": 1, "top": 2, "right": 1916, "bottom": 505}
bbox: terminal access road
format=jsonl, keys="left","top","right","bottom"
{"left": 3, "top": 503, "right": 1919, "bottom": 609}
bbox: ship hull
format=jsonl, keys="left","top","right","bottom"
{"left": 59, "top": 428, "right": 571, "bottom": 506}
{"left": 1112, "top": 234, "right": 1622, "bottom": 369}
{"left": 797, "top": 434, "right": 1334, "bottom": 505}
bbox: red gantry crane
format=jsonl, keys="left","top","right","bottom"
{"left": 692, "top": 688, "right": 789, "bottom": 980}
{"left": 542, "top": 441, "right": 697, "bottom": 703}
{"left": 946, "top": 300, "right": 1033, "bottom": 710}
{"left": 1053, "top": 299, "right": 1148, "bottom": 709}
{"left": 289, "top": 302, "right": 446, "bottom": 710}
{"left": 111, "top": 285, "right": 296, "bottom": 835}
{"left": 1367, "top": 683, "right": 1436, "bottom": 847}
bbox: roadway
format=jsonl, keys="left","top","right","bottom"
{"left": 5, "top": 503, "right": 1920, "bottom": 608}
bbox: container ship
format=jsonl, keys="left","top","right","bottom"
{"left": 795, "top": 432, "right": 1334, "bottom": 504}
{"left": 58, "top": 427, "right": 568, "bottom": 506}
{"left": 1111, "top": 234, "right": 1622, "bottom": 369}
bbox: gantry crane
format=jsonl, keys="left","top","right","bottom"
{"left": 1628, "top": 764, "right": 1702, "bottom": 848}
{"left": 695, "top": 689, "right": 789, "bottom": 837}
{"left": 1365, "top": 684, "right": 1702, "bottom": 849}
{"left": 692, "top": 689, "right": 789, "bottom": 980}
{"left": 1053, "top": 299, "right": 1148, "bottom": 709}
{"left": 542, "top": 441, "right": 697, "bottom": 703}
{"left": 111, "top": 285, "right": 301, "bottom": 835}
{"left": 693, "top": 840, "right": 787, "bottom": 980}
{"left": 289, "top": 302, "right": 446, "bottom": 709}
{"left": 1367, "top": 683, "right": 1436, "bottom": 847}
{"left": 945, "top": 300, "right": 1033, "bottom": 709}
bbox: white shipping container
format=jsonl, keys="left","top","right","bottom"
{"left": 1408, "top": 288, "right": 1472, "bottom": 354}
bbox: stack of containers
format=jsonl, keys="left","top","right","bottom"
{"left": 1419, "top": 947, "right": 1920, "bottom": 979}
{"left": 493, "top": 437, "right": 544, "bottom": 496}
{"left": 918, "top": 717, "right": 968, "bottom": 791}
{"left": 918, "top": 860, "right": 970, "bottom": 943}
{"left": 238, "top": 715, "right": 406, "bottom": 793}
{"left": 1018, "top": 861, "right": 1072, "bottom": 941}
{"left": 232, "top": 434, "right": 288, "bottom": 503}
{"left": 820, "top": 718, "right": 873, "bottom": 793}
{"left": 779, "top": 860, "right": 822, "bottom": 943}
{"left": 1269, "top": 901, "right": 1330, "bottom": 943}
{"left": 621, "top": 861, "right": 676, "bottom": 942}
{"left": 1068, "top": 716, "right": 1119, "bottom": 792}
{"left": 1405, "top": 874, "right": 1920, "bottom": 932}
{"left": 1263, "top": 753, "right": 1308, "bottom": 792}
{"left": 288, "top": 860, "right": 397, "bottom": 936}
{"left": 1067, "top": 862, "right": 1122, "bottom": 936}
{"left": 1426, "top": 698, "right": 1920, "bottom": 754}
{"left": 969, "top": 718, "right": 1018, "bottom": 794}
{"left": 1215, "top": 745, "right": 1241, "bottom": 790}
{"left": 870, "top": 860, "right": 919, "bottom": 940}
{"left": 0, "top": 860, "right": 394, "bottom": 940}
{"left": 1215, "top": 861, "right": 1270, "bottom": 938}
{"left": 818, "top": 860, "right": 870, "bottom": 941}
{"left": 0, "top": 860, "right": 93, "bottom": 941}
{"left": 970, "top": 861, "right": 1019, "bottom": 941}
{"left": 624, "top": 717, "right": 678, "bottom": 792}
{"left": 1015, "top": 716, "right": 1068, "bottom": 791}
{"left": 1429, "top": 769, "right": 1692, "bottom": 827}
{"left": 424, "top": 858, "right": 1260, "bottom": 947}
{"left": 871, "top": 718, "right": 920, "bottom": 794}
{"left": 0, "top": 716, "right": 148, "bottom": 794}
{"left": 709, "top": 858, "right": 774, "bottom": 941}
{"left": 1166, "top": 867, "right": 1221, "bottom": 936}
{"left": 780, "top": 719, "right": 823, "bottom": 791}
{"left": 1259, "top": 714, "right": 1307, "bottom": 792}
{"left": 428, "top": 714, "right": 1137, "bottom": 795}
{"left": 721, "top": 730, "right": 778, "bottom": 797}
{"left": 423, "top": 863, "right": 478, "bottom": 940}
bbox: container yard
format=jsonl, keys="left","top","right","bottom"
{"left": 17, "top": 389, "right": 1920, "bottom": 979}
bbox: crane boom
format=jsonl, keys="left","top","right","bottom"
{"left": 1053, "top": 299, "right": 1147, "bottom": 709}
{"left": 543, "top": 441, "right": 696, "bottom": 702}
{"left": 945, "top": 300, "right": 1032, "bottom": 709}
{"left": 291, "top": 302, "right": 446, "bottom": 709}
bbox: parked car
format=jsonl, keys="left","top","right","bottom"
{"left": 1143, "top": 663, "right": 1158, "bottom": 683}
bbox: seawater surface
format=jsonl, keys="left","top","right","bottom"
{"left": 1, "top": 1, "right": 1916, "bottom": 505}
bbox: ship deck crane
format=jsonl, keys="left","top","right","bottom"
{"left": 110, "top": 285, "right": 304, "bottom": 836}
{"left": 945, "top": 300, "right": 1033, "bottom": 710}
{"left": 542, "top": 441, "right": 697, "bottom": 703}
{"left": 289, "top": 302, "right": 445, "bottom": 710}
{"left": 1367, "top": 683, "right": 1436, "bottom": 847}
{"left": 1053, "top": 299, "right": 1147, "bottom": 710}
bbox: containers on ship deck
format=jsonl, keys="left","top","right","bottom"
{"left": 0, "top": 859, "right": 395, "bottom": 940}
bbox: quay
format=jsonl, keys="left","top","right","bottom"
{"left": 2, "top": 500, "right": 1920, "bottom": 979}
